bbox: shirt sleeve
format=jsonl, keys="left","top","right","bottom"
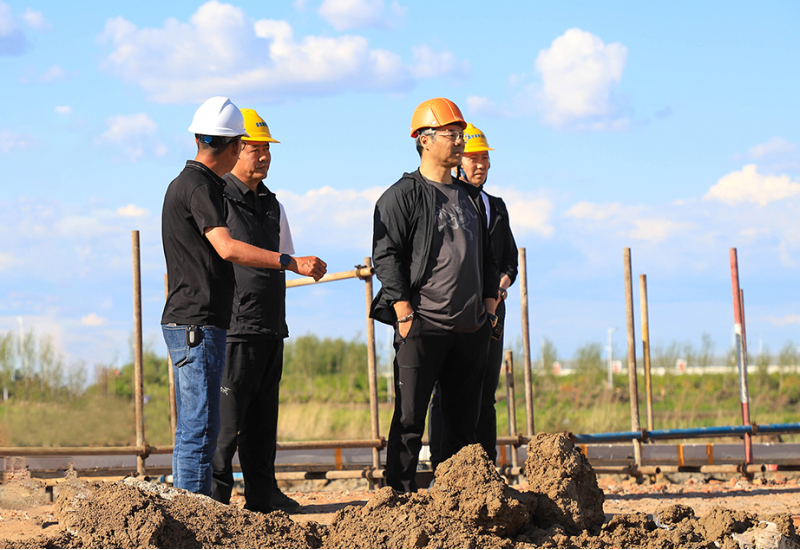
{"left": 278, "top": 201, "right": 295, "bottom": 255}
{"left": 189, "top": 182, "right": 227, "bottom": 235}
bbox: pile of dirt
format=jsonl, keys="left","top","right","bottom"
{"left": 4, "top": 432, "right": 800, "bottom": 548}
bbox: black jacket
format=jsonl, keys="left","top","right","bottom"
{"left": 484, "top": 191, "right": 518, "bottom": 286}
{"left": 222, "top": 174, "right": 288, "bottom": 340}
{"left": 370, "top": 169, "right": 500, "bottom": 326}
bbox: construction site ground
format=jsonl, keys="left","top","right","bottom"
{"left": 2, "top": 436, "right": 800, "bottom": 548}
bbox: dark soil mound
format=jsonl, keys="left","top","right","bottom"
{"left": 525, "top": 432, "right": 606, "bottom": 534}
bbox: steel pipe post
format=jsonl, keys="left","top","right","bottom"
{"left": 639, "top": 274, "right": 654, "bottom": 432}
{"left": 518, "top": 248, "right": 535, "bottom": 436}
{"left": 623, "top": 248, "right": 642, "bottom": 466}
{"left": 363, "top": 258, "right": 382, "bottom": 484}
{"left": 131, "top": 231, "right": 146, "bottom": 475}
{"left": 504, "top": 350, "right": 519, "bottom": 469}
{"left": 730, "top": 248, "right": 753, "bottom": 464}
{"left": 164, "top": 273, "right": 177, "bottom": 442}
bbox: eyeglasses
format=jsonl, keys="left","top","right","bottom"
{"left": 433, "top": 130, "right": 464, "bottom": 142}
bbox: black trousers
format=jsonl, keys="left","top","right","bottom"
{"left": 386, "top": 315, "right": 491, "bottom": 493}
{"left": 429, "top": 299, "right": 506, "bottom": 464}
{"left": 210, "top": 339, "right": 283, "bottom": 513}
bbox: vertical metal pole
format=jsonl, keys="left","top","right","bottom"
{"left": 518, "top": 248, "right": 535, "bottom": 436}
{"left": 131, "top": 231, "right": 146, "bottom": 475}
{"left": 504, "top": 350, "right": 519, "bottom": 469}
{"left": 623, "top": 248, "right": 642, "bottom": 466}
{"left": 164, "top": 273, "right": 177, "bottom": 442}
{"left": 730, "top": 248, "right": 753, "bottom": 464}
{"left": 364, "top": 258, "right": 381, "bottom": 484}
{"left": 639, "top": 275, "right": 654, "bottom": 432}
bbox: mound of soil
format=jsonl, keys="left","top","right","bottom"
{"left": 55, "top": 477, "right": 326, "bottom": 549}
{"left": 525, "top": 432, "right": 605, "bottom": 535}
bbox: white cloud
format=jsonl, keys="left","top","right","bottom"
{"left": 0, "top": 1, "right": 28, "bottom": 55}
{"left": 117, "top": 204, "right": 148, "bottom": 217}
{"left": 98, "top": 113, "right": 165, "bottom": 161}
{"left": 485, "top": 186, "right": 554, "bottom": 238}
{"left": 22, "top": 8, "right": 49, "bottom": 31}
{"left": 39, "top": 64, "right": 66, "bottom": 82}
{"left": 747, "top": 137, "right": 800, "bottom": 174}
{"left": 55, "top": 105, "right": 73, "bottom": 115}
{"left": 534, "top": 28, "right": 629, "bottom": 129}
{"left": 80, "top": 313, "right": 106, "bottom": 326}
{"left": 628, "top": 218, "right": 694, "bottom": 244}
{"left": 565, "top": 201, "right": 644, "bottom": 221}
{"left": 98, "top": 1, "right": 457, "bottom": 103}
{"left": 318, "top": 0, "right": 405, "bottom": 31}
{"left": 0, "top": 129, "right": 34, "bottom": 153}
{"left": 704, "top": 164, "right": 800, "bottom": 206}
{"left": 410, "top": 45, "right": 468, "bottom": 79}
{"left": 765, "top": 314, "right": 800, "bottom": 327}
{"left": 277, "top": 186, "right": 383, "bottom": 250}
{"left": 465, "top": 95, "right": 512, "bottom": 118}
{"left": 0, "top": 251, "right": 21, "bottom": 271}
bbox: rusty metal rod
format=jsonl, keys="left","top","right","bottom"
{"left": 504, "top": 350, "right": 519, "bottom": 469}
{"left": 518, "top": 248, "right": 535, "bottom": 435}
{"left": 164, "top": 273, "right": 177, "bottom": 441}
{"left": 623, "top": 248, "right": 642, "bottom": 466}
{"left": 730, "top": 248, "right": 753, "bottom": 464}
{"left": 286, "top": 266, "right": 374, "bottom": 288}
{"left": 363, "top": 257, "right": 382, "bottom": 482}
{"left": 131, "top": 231, "right": 146, "bottom": 476}
{"left": 639, "top": 274, "right": 654, "bottom": 432}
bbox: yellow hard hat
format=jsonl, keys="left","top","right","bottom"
{"left": 463, "top": 123, "right": 494, "bottom": 153}
{"left": 240, "top": 108, "right": 280, "bottom": 143}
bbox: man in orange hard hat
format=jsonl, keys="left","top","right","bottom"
{"left": 371, "top": 98, "right": 500, "bottom": 492}
{"left": 428, "top": 122, "right": 518, "bottom": 467}
{"left": 210, "top": 108, "right": 324, "bottom": 514}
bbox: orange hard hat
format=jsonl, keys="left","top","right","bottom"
{"left": 410, "top": 97, "right": 466, "bottom": 138}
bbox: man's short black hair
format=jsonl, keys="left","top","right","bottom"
{"left": 196, "top": 134, "right": 241, "bottom": 155}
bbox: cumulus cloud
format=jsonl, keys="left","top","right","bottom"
{"left": 566, "top": 201, "right": 693, "bottom": 244}
{"left": 22, "top": 8, "right": 49, "bottom": 31}
{"left": 485, "top": 186, "right": 554, "bottom": 238}
{"left": 0, "top": 1, "right": 29, "bottom": 55}
{"left": 0, "top": 251, "right": 21, "bottom": 271}
{"left": 566, "top": 201, "right": 644, "bottom": 222}
{"left": 747, "top": 137, "right": 800, "bottom": 174}
{"left": 534, "top": 28, "right": 629, "bottom": 130}
{"left": 80, "top": 313, "right": 106, "bottom": 326}
{"left": 465, "top": 95, "right": 512, "bottom": 118}
{"left": 0, "top": 129, "right": 34, "bottom": 153}
{"left": 98, "top": 1, "right": 458, "bottom": 103}
{"left": 97, "top": 113, "right": 166, "bottom": 161}
{"left": 410, "top": 45, "right": 468, "bottom": 79}
{"left": 318, "top": 0, "right": 405, "bottom": 31}
{"left": 277, "top": 186, "right": 383, "bottom": 250}
{"left": 117, "top": 204, "right": 148, "bottom": 217}
{"left": 55, "top": 105, "right": 73, "bottom": 115}
{"left": 704, "top": 164, "right": 800, "bottom": 206}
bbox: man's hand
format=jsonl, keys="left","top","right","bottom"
{"left": 292, "top": 256, "right": 327, "bottom": 281}
{"left": 393, "top": 300, "right": 414, "bottom": 338}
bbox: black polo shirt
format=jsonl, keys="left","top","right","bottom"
{"left": 161, "top": 160, "right": 235, "bottom": 328}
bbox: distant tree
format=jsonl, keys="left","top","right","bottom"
{"left": 698, "top": 333, "right": 715, "bottom": 367}
{"left": 539, "top": 337, "right": 558, "bottom": 372}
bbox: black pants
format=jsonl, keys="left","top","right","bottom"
{"left": 429, "top": 300, "right": 506, "bottom": 464}
{"left": 386, "top": 315, "right": 491, "bottom": 493}
{"left": 211, "top": 339, "right": 283, "bottom": 513}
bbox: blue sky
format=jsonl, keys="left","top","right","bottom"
{"left": 1, "top": 0, "right": 799, "bottom": 373}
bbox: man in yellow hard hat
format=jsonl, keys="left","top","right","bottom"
{"left": 371, "top": 98, "right": 500, "bottom": 492}
{"left": 428, "top": 122, "right": 518, "bottom": 467}
{"left": 209, "top": 108, "right": 325, "bottom": 513}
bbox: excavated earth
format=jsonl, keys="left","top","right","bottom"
{"left": 2, "top": 433, "right": 800, "bottom": 549}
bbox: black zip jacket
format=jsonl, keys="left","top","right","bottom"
{"left": 222, "top": 174, "right": 288, "bottom": 340}
{"left": 484, "top": 191, "right": 518, "bottom": 286}
{"left": 370, "top": 169, "right": 500, "bottom": 326}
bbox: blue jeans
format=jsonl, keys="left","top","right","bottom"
{"left": 162, "top": 324, "right": 226, "bottom": 495}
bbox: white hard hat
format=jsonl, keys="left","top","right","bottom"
{"left": 188, "top": 96, "right": 250, "bottom": 138}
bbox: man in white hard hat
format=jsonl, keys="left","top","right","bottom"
{"left": 370, "top": 98, "right": 499, "bottom": 493}
{"left": 161, "top": 96, "right": 327, "bottom": 496}
{"left": 210, "top": 108, "right": 312, "bottom": 514}
{"left": 428, "top": 122, "right": 518, "bottom": 467}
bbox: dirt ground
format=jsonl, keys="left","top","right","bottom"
{"left": 2, "top": 434, "right": 800, "bottom": 548}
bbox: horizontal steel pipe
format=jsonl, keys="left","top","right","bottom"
{"left": 573, "top": 422, "right": 800, "bottom": 444}
{"left": 0, "top": 446, "right": 149, "bottom": 457}
{"left": 276, "top": 439, "right": 385, "bottom": 450}
{"left": 286, "top": 266, "right": 374, "bottom": 288}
